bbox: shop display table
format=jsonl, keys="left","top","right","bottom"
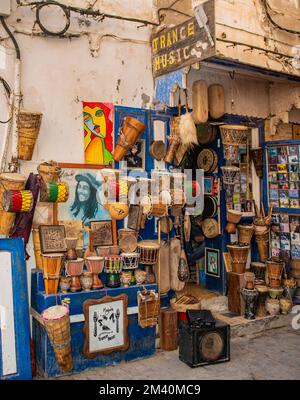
{"left": 31, "top": 269, "right": 157, "bottom": 378}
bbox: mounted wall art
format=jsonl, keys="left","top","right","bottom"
{"left": 205, "top": 247, "right": 220, "bottom": 278}
{"left": 83, "top": 102, "right": 114, "bottom": 165}
{"left": 38, "top": 225, "right": 67, "bottom": 254}
{"left": 90, "top": 220, "right": 113, "bottom": 246}
{"left": 83, "top": 294, "right": 129, "bottom": 358}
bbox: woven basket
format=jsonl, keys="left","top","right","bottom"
{"left": 18, "top": 111, "right": 42, "bottom": 160}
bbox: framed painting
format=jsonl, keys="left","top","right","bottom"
{"left": 90, "top": 220, "right": 113, "bottom": 246}
{"left": 205, "top": 247, "right": 220, "bottom": 278}
{"left": 83, "top": 294, "right": 129, "bottom": 358}
{"left": 123, "top": 139, "right": 145, "bottom": 170}
{"left": 83, "top": 102, "right": 114, "bottom": 165}
{"left": 204, "top": 177, "right": 214, "bottom": 195}
{"left": 38, "top": 225, "right": 67, "bottom": 254}
{"left": 57, "top": 163, "right": 111, "bottom": 229}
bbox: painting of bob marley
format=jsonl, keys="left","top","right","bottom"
{"left": 83, "top": 102, "right": 114, "bottom": 165}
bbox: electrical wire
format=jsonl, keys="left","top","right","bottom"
{"left": 36, "top": 2, "right": 70, "bottom": 36}
{"left": 0, "top": 16, "right": 21, "bottom": 59}
{"left": 262, "top": 0, "right": 300, "bottom": 36}
{"left": 0, "top": 77, "right": 12, "bottom": 124}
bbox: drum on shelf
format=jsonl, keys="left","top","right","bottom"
{"left": 118, "top": 228, "right": 138, "bottom": 253}
{"left": 65, "top": 258, "right": 85, "bottom": 292}
{"left": 41, "top": 305, "right": 73, "bottom": 373}
{"left": 196, "top": 123, "right": 216, "bottom": 144}
{"left": 255, "top": 285, "right": 269, "bottom": 317}
{"left": 197, "top": 148, "right": 218, "bottom": 173}
{"left": 250, "top": 262, "right": 266, "bottom": 282}
{"left": 227, "top": 244, "right": 250, "bottom": 274}
{"left": 40, "top": 182, "right": 69, "bottom": 203}
{"left": 237, "top": 224, "right": 254, "bottom": 246}
{"left": 113, "top": 116, "right": 146, "bottom": 162}
{"left": 221, "top": 166, "right": 240, "bottom": 187}
{"left": 85, "top": 256, "right": 104, "bottom": 290}
{"left": 220, "top": 125, "right": 250, "bottom": 145}
{"left": 2, "top": 190, "right": 33, "bottom": 213}
{"left": 122, "top": 252, "right": 139, "bottom": 270}
{"left": 138, "top": 240, "right": 160, "bottom": 265}
{"left": 202, "top": 196, "right": 217, "bottom": 218}
{"left": 255, "top": 231, "right": 270, "bottom": 263}
{"left": 41, "top": 253, "right": 64, "bottom": 295}
{"left": 105, "top": 255, "right": 123, "bottom": 288}
{"left": 266, "top": 259, "right": 284, "bottom": 289}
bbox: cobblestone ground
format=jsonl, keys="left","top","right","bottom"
{"left": 47, "top": 326, "right": 300, "bottom": 380}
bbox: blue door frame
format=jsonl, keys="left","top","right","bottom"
{"left": 0, "top": 238, "right": 32, "bottom": 380}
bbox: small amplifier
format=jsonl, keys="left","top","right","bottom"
{"left": 179, "top": 319, "right": 230, "bottom": 368}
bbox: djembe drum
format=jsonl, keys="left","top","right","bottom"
{"left": 255, "top": 285, "right": 269, "bottom": 317}
{"left": 241, "top": 288, "right": 258, "bottom": 320}
{"left": 220, "top": 125, "right": 249, "bottom": 162}
{"left": 65, "top": 237, "right": 78, "bottom": 260}
{"left": 250, "top": 262, "right": 266, "bottom": 283}
{"left": 122, "top": 252, "right": 139, "bottom": 285}
{"left": 226, "top": 209, "right": 242, "bottom": 234}
{"left": 41, "top": 253, "right": 64, "bottom": 295}
{"left": 244, "top": 272, "right": 255, "bottom": 290}
{"left": 40, "top": 182, "right": 69, "bottom": 203}
{"left": 255, "top": 228, "right": 270, "bottom": 263}
{"left": 85, "top": 256, "right": 104, "bottom": 290}
{"left": 227, "top": 244, "right": 250, "bottom": 274}
{"left": 65, "top": 258, "right": 84, "bottom": 292}
{"left": 104, "top": 255, "right": 123, "bottom": 288}
{"left": 113, "top": 116, "right": 146, "bottom": 161}
{"left": 42, "top": 305, "right": 73, "bottom": 373}
{"left": 37, "top": 162, "right": 61, "bottom": 183}
{"left": 221, "top": 166, "right": 240, "bottom": 197}
{"left": 138, "top": 240, "right": 160, "bottom": 284}
{"left": 266, "top": 259, "right": 284, "bottom": 289}
{"left": 237, "top": 224, "right": 254, "bottom": 246}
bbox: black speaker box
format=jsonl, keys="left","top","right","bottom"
{"left": 179, "top": 320, "right": 230, "bottom": 368}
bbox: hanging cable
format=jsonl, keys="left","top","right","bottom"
{"left": 0, "top": 77, "right": 12, "bottom": 124}
{"left": 36, "top": 2, "right": 71, "bottom": 36}
{"left": 0, "top": 16, "right": 21, "bottom": 59}
{"left": 262, "top": 0, "right": 300, "bottom": 36}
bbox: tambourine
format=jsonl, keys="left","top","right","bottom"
{"left": 202, "top": 218, "right": 219, "bottom": 239}
{"left": 197, "top": 148, "right": 218, "bottom": 173}
{"left": 202, "top": 195, "right": 218, "bottom": 218}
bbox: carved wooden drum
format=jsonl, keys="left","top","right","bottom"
{"left": 138, "top": 240, "right": 160, "bottom": 265}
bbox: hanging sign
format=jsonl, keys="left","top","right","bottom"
{"left": 151, "top": 0, "right": 215, "bottom": 78}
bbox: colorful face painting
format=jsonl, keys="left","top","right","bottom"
{"left": 83, "top": 102, "right": 114, "bottom": 165}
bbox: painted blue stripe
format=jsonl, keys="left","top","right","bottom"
{"left": 0, "top": 315, "right": 2, "bottom": 377}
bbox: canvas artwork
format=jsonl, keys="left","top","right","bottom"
{"left": 38, "top": 225, "right": 67, "bottom": 254}
{"left": 205, "top": 248, "right": 220, "bottom": 277}
{"left": 90, "top": 220, "right": 113, "bottom": 246}
{"left": 123, "top": 139, "right": 146, "bottom": 169}
{"left": 83, "top": 102, "right": 114, "bottom": 165}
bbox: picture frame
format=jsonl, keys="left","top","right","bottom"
{"left": 38, "top": 224, "right": 67, "bottom": 254}
{"left": 56, "top": 163, "right": 112, "bottom": 228}
{"left": 90, "top": 220, "right": 113, "bottom": 246}
{"left": 83, "top": 294, "right": 129, "bottom": 358}
{"left": 204, "top": 177, "right": 214, "bottom": 195}
{"left": 123, "top": 139, "right": 146, "bottom": 170}
{"left": 205, "top": 247, "right": 220, "bottom": 277}
{"left": 127, "top": 204, "right": 143, "bottom": 231}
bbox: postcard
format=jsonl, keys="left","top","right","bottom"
{"left": 268, "top": 147, "right": 277, "bottom": 157}
{"left": 289, "top": 189, "right": 299, "bottom": 199}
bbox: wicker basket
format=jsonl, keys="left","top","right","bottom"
{"left": 18, "top": 111, "right": 42, "bottom": 160}
{"left": 137, "top": 289, "right": 160, "bottom": 328}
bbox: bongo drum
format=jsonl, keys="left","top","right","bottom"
{"left": 237, "top": 224, "right": 254, "bottom": 246}
{"left": 0, "top": 172, "right": 26, "bottom": 235}
{"left": 227, "top": 244, "right": 250, "bottom": 274}
{"left": 37, "top": 162, "right": 61, "bottom": 183}
{"left": 2, "top": 190, "right": 33, "bottom": 213}
{"left": 255, "top": 285, "right": 269, "bottom": 317}
{"left": 85, "top": 256, "right": 104, "bottom": 290}
{"left": 113, "top": 116, "right": 146, "bottom": 161}
{"left": 118, "top": 228, "right": 138, "bottom": 253}
{"left": 65, "top": 258, "right": 84, "bottom": 292}
{"left": 138, "top": 240, "right": 160, "bottom": 265}
{"left": 266, "top": 259, "right": 284, "bottom": 289}
{"left": 104, "top": 255, "right": 123, "bottom": 288}
{"left": 42, "top": 253, "right": 64, "bottom": 295}
{"left": 40, "top": 182, "right": 69, "bottom": 203}
{"left": 202, "top": 196, "right": 217, "bottom": 218}
{"left": 41, "top": 305, "right": 73, "bottom": 373}
{"left": 122, "top": 252, "right": 139, "bottom": 285}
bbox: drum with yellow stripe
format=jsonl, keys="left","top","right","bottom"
{"left": 2, "top": 190, "right": 33, "bottom": 213}
{"left": 40, "top": 182, "right": 69, "bottom": 203}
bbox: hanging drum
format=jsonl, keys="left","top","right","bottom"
{"left": 208, "top": 84, "right": 225, "bottom": 119}
{"left": 197, "top": 148, "right": 218, "bottom": 173}
{"left": 202, "top": 196, "right": 217, "bottom": 218}
{"left": 150, "top": 140, "right": 167, "bottom": 161}
{"left": 40, "top": 182, "right": 69, "bottom": 203}
{"left": 3, "top": 190, "right": 33, "bottom": 213}
{"left": 202, "top": 218, "right": 219, "bottom": 239}
{"left": 220, "top": 125, "right": 249, "bottom": 146}
{"left": 196, "top": 123, "right": 217, "bottom": 145}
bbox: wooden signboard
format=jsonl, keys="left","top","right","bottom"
{"left": 151, "top": 0, "right": 215, "bottom": 77}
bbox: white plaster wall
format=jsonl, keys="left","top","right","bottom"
{"left": 0, "top": 0, "right": 155, "bottom": 165}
